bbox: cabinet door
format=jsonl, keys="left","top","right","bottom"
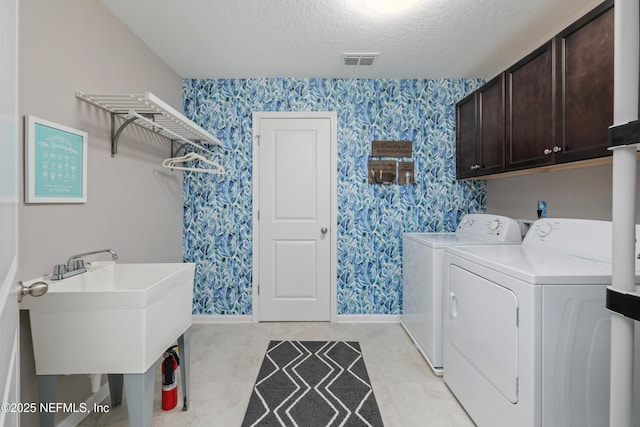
{"left": 555, "top": 0, "right": 613, "bottom": 163}
{"left": 477, "top": 74, "right": 505, "bottom": 176}
{"left": 456, "top": 92, "right": 478, "bottom": 179}
{"left": 506, "top": 42, "right": 555, "bottom": 171}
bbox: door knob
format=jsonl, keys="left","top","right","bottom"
{"left": 18, "top": 281, "right": 48, "bottom": 303}
{"left": 320, "top": 227, "right": 328, "bottom": 235}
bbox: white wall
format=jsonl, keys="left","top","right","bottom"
{"left": 19, "top": 0, "right": 184, "bottom": 280}
{"left": 18, "top": 0, "right": 184, "bottom": 425}
{"left": 485, "top": 162, "right": 640, "bottom": 222}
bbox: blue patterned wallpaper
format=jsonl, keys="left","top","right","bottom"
{"left": 182, "top": 78, "right": 486, "bottom": 316}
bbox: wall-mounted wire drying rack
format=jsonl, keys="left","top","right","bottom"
{"left": 75, "top": 92, "right": 223, "bottom": 158}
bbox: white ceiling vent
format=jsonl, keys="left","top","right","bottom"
{"left": 343, "top": 53, "right": 379, "bottom": 66}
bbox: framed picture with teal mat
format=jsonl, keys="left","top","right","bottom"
{"left": 25, "top": 115, "right": 88, "bottom": 203}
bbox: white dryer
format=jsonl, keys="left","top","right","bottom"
{"left": 442, "top": 218, "right": 640, "bottom": 427}
{"left": 401, "top": 213, "right": 522, "bottom": 375}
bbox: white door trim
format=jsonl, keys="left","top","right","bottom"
{"left": 252, "top": 111, "right": 337, "bottom": 322}
{"left": 1, "top": 0, "right": 19, "bottom": 424}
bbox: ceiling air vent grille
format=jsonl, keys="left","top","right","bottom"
{"left": 343, "top": 53, "right": 378, "bottom": 66}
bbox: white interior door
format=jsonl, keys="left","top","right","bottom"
{"left": 0, "top": 0, "right": 20, "bottom": 425}
{"left": 255, "top": 114, "right": 334, "bottom": 321}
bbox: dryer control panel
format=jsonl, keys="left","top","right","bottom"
{"left": 524, "top": 218, "right": 640, "bottom": 266}
{"left": 533, "top": 221, "right": 556, "bottom": 239}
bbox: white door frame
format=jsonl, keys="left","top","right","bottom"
{"left": 1, "top": 0, "right": 19, "bottom": 425}
{"left": 252, "top": 111, "right": 337, "bottom": 322}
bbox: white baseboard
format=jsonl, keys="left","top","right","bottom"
{"left": 57, "top": 383, "right": 109, "bottom": 427}
{"left": 192, "top": 314, "right": 253, "bottom": 324}
{"left": 336, "top": 314, "right": 401, "bottom": 323}
{"left": 192, "top": 314, "right": 400, "bottom": 323}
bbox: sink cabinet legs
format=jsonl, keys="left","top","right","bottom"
{"left": 107, "top": 373, "right": 124, "bottom": 407}
{"left": 178, "top": 328, "right": 191, "bottom": 411}
{"left": 37, "top": 371, "right": 154, "bottom": 427}
{"left": 36, "top": 329, "right": 191, "bottom": 427}
{"left": 37, "top": 375, "right": 58, "bottom": 427}
{"left": 123, "top": 364, "right": 156, "bottom": 427}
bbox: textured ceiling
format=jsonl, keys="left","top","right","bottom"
{"left": 101, "top": 0, "right": 603, "bottom": 79}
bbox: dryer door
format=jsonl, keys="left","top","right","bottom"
{"left": 449, "top": 265, "right": 519, "bottom": 403}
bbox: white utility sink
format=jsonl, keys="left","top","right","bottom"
{"left": 21, "top": 262, "right": 195, "bottom": 375}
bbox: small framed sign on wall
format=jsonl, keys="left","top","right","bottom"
{"left": 25, "top": 115, "right": 88, "bottom": 203}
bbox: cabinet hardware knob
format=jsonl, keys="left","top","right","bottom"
{"left": 543, "top": 148, "right": 552, "bottom": 155}
{"left": 321, "top": 227, "right": 328, "bottom": 234}
{"left": 552, "top": 146, "right": 562, "bottom": 153}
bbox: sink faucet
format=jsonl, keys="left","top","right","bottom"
{"left": 51, "top": 249, "right": 118, "bottom": 280}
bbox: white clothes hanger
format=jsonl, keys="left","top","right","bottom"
{"left": 162, "top": 152, "right": 225, "bottom": 175}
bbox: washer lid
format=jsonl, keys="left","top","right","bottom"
{"left": 404, "top": 232, "right": 493, "bottom": 248}
{"left": 445, "top": 245, "right": 619, "bottom": 285}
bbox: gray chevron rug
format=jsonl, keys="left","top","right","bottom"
{"left": 241, "top": 340, "right": 384, "bottom": 427}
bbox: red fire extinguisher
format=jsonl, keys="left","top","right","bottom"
{"left": 162, "top": 346, "right": 180, "bottom": 410}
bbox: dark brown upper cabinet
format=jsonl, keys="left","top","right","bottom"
{"left": 506, "top": 41, "right": 555, "bottom": 171}
{"left": 477, "top": 74, "right": 506, "bottom": 176}
{"left": 555, "top": 0, "right": 614, "bottom": 163}
{"left": 455, "top": 0, "right": 615, "bottom": 179}
{"left": 456, "top": 74, "right": 505, "bottom": 179}
{"left": 456, "top": 92, "right": 478, "bottom": 179}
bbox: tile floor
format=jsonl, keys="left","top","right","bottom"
{"left": 80, "top": 322, "right": 474, "bottom": 426}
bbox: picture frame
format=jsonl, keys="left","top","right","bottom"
{"left": 25, "top": 115, "right": 88, "bottom": 203}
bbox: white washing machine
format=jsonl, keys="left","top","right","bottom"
{"left": 442, "top": 218, "right": 640, "bottom": 427}
{"left": 401, "top": 213, "right": 522, "bottom": 375}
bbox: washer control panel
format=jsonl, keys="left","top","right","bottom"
{"left": 488, "top": 218, "right": 502, "bottom": 232}
{"left": 456, "top": 214, "right": 522, "bottom": 243}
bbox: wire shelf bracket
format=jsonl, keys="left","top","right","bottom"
{"left": 75, "top": 91, "right": 222, "bottom": 157}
